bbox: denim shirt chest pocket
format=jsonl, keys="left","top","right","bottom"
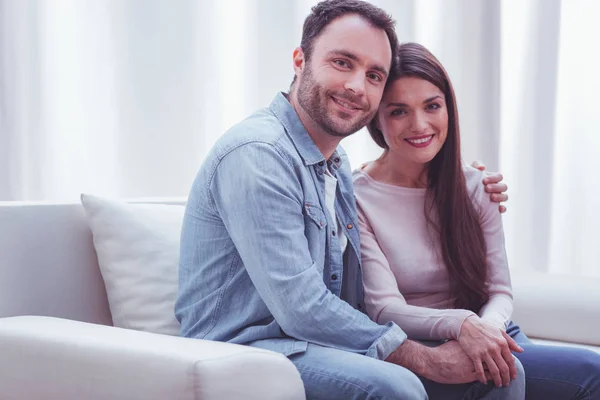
{"left": 303, "top": 202, "right": 327, "bottom": 274}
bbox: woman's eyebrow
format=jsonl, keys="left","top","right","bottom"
{"left": 385, "top": 95, "right": 443, "bottom": 108}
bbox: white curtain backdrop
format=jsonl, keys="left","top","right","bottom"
{"left": 1, "top": 0, "right": 598, "bottom": 276}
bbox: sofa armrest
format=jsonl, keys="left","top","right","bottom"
{"left": 511, "top": 270, "right": 600, "bottom": 346}
{"left": 0, "top": 316, "right": 305, "bottom": 400}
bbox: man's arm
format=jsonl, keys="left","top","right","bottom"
{"left": 209, "top": 142, "right": 406, "bottom": 360}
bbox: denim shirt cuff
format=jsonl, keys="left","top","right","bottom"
{"left": 366, "top": 322, "right": 408, "bottom": 361}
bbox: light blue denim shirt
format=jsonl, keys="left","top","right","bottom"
{"left": 175, "top": 92, "right": 407, "bottom": 360}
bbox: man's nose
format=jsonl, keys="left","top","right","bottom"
{"left": 343, "top": 72, "right": 366, "bottom": 97}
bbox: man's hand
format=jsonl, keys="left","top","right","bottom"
{"left": 458, "top": 316, "right": 524, "bottom": 387}
{"left": 387, "top": 340, "right": 486, "bottom": 385}
{"left": 471, "top": 161, "right": 508, "bottom": 213}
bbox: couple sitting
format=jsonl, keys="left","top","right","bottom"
{"left": 175, "top": 1, "right": 600, "bottom": 399}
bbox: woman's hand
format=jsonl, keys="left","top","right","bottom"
{"left": 458, "top": 316, "right": 523, "bottom": 387}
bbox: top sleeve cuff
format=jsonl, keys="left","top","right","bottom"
{"left": 366, "top": 322, "right": 408, "bottom": 361}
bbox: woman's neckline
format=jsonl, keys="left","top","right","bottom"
{"left": 357, "top": 165, "right": 427, "bottom": 195}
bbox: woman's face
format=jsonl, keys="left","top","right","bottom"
{"left": 376, "top": 76, "right": 448, "bottom": 166}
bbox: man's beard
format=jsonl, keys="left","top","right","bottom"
{"left": 296, "top": 64, "right": 375, "bottom": 138}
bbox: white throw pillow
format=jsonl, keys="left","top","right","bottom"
{"left": 80, "top": 193, "right": 184, "bottom": 336}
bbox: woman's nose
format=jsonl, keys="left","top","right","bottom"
{"left": 410, "top": 112, "right": 428, "bottom": 133}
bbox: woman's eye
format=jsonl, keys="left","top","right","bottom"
{"left": 427, "top": 103, "right": 441, "bottom": 110}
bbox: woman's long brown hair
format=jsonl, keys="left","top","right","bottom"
{"left": 367, "top": 42, "right": 489, "bottom": 313}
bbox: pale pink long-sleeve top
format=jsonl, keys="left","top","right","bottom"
{"left": 353, "top": 165, "right": 513, "bottom": 341}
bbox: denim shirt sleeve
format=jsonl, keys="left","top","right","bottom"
{"left": 209, "top": 142, "right": 407, "bottom": 360}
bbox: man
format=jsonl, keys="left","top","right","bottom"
{"left": 175, "top": 1, "right": 518, "bottom": 399}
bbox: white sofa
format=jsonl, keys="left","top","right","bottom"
{"left": 0, "top": 200, "right": 599, "bottom": 399}
{"left": 0, "top": 200, "right": 305, "bottom": 400}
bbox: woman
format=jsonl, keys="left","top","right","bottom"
{"left": 354, "top": 42, "right": 600, "bottom": 399}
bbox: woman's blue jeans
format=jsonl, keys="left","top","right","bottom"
{"left": 507, "top": 321, "right": 600, "bottom": 400}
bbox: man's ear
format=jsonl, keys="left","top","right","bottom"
{"left": 292, "top": 47, "right": 305, "bottom": 77}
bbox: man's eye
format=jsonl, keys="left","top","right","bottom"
{"left": 391, "top": 109, "right": 406, "bottom": 116}
{"left": 334, "top": 60, "right": 348, "bottom": 68}
{"left": 367, "top": 73, "right": 382, "bottom": 82}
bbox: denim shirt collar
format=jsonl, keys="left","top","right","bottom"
{"left": 270, "top": 92, "right": 342, "bottom": 170}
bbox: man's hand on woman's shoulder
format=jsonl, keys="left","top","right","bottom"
{"left": 471, "top": 160, "right": 508, "bottom": 213}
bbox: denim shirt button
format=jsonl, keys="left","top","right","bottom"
{"left": 318, "top": 161, "right": 325, "bottom": 166}
{"left": 331, "top": 274, "right": 338, "bottom": 280}
{"left": 347, "top": 223, "right": 353, "bottom": 229}
{"left": 332, "top": 230, "right": 336, "bottom": 236}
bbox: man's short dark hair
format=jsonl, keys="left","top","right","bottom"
{"left": 291, "top": 0, "right": 399, "bottom": 87}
